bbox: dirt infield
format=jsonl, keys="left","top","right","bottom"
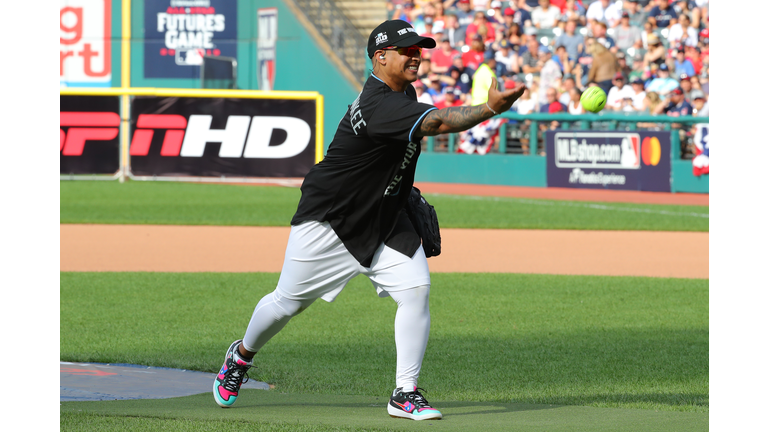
{"left": 61, "top": 224, "right": 708, "bottom": 278}
{"left": 61, "top": 184, "right": 708, "bottom": 278}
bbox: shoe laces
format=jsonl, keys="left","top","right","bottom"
{"left": 222, "top": 360, "right": 251, "bottom": 392}
{"left": 406, "top": 387, "right": 433, "bottom": 408}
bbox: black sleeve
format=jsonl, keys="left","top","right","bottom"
{"left": 366, "top": 92, "right": 437, "bottom": 144}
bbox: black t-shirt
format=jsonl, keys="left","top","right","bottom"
{"left": 291, "top": 74, "right": 437, "bottom": 267}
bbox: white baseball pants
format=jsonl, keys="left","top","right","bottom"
{"left": 241, "top": 220, "right": 432, "bottom": 390}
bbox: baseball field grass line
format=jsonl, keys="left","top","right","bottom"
{"left": 60, "top": 391, "right": 708, "bottom": 432}
{"left": 60, "top": 181, "right": 709, "bottom": 231}
{"left": 430, "top": 194, "right": 710, "bottom": 218}
{"left": 61, "top": 272, "right": 708, "bottom": 413}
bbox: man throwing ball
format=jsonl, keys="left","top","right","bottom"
{"left": 213, "top": 19, "right": 526, "bottom": 421}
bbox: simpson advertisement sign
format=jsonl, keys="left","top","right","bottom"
{"left": 546, "top": 131, "right": 671, "bottom": 192}
{"left": 144, "top": 0, "right": 237, "bottom": 78}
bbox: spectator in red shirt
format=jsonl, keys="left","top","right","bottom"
{"left": 686, "top": 45, "right": 703, "bottom": 76}
{"left": 550, "top": 0, "right": 568, "bottom": 13}
{"left": 462, "top": 34, "right": 486, "bottom": 71}
{"left": 430, "top": 36, "right": 459, "bottom": 74}
{"left": 537, "top": 86, "right": 564, "bottom": 133}
{"left": 465, "top": 11, "right": 496, "bottom": 46}
{"left": 540, "top": 86, "right": 566, "bottom": 113}
{"left": 434, "top": 86, "right": 465, "bottom": 109}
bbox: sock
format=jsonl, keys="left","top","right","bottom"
{"left": 236, "top": 344, "right": 254, "bottom": 362}
{"left": 389, "top": 285, "right": 431, "bottom": 391}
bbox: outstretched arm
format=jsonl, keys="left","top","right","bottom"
{"left": 416, "top": 82, "right": 527, "bottom": 137}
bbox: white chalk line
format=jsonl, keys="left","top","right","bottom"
{"left": 428, "top": 194, "right": 709, "bottom": 219}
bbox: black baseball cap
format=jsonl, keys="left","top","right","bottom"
{"left": 367, "top": 20, "right": 437, "bottom": 58}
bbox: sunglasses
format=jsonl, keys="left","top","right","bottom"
{"left": 383, "top": 45, "right": 423, "bottom": 57}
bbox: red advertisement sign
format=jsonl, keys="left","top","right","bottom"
{"left": 60, "top": 95, "right": 121, "bottom": 175}
{"left": 60, "top": 0, "right": 112, "bottom": 87}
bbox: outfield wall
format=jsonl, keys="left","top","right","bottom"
{"left": 60, "top": 0, "right": 708, "bottom": 193}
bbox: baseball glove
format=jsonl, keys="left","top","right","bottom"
{"left": 405, "top": 187, "right": 441, "bottom": 258}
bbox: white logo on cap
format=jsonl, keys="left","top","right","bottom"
{"left": 375, "top": 32, "right": 388, "bottom": 45}
{"left": 397, "top": 28, "right": 417, "bottom": 35}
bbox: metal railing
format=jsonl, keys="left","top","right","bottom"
{"left": 425, "top": 112, "right": 710, "bottom": 160}
{"left": 293, "top": 0, "right": 368, "bottom": 82}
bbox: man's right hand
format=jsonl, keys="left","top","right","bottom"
{"left": 487, "top": 80, "right": 527, "bottom": 114}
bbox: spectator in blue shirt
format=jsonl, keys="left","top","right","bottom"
{"left": 555, "top": 17, "right": 585, "bottom": 60}
{"left": 512, "top": 0, "right": 533, "bottom": 29}
{"left": 646, "top": 63, "right": 679, "bottom": 99}
{"left": 454, "top": 0, "right": 474, "bottom": 30}
{"left": 648, "top": 0, "right": 678, "bottom": 29}
{"left": 673, "top": 45, "right": 695, "bottom": 78}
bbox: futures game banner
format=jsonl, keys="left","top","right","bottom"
{"left": 144, "top": 0, "right": 237, "bottom": 79}
{"left": 129, "top": 96, "right": 316, "bottom": 178}
{"left": 546, "top": 131, "right": 672, "bottom": 192}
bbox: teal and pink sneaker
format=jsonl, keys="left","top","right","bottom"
{"left": 387, "top": 387, "right": 443, "bottom": 420}
{"left": 213, "top": 340, "right": 253, "bottom": 408}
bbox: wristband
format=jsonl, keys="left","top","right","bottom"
{"left": 486, "top": 102, "right": 499, "bottom": 115}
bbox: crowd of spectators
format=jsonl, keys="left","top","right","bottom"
{"left": 384, "top": 0, "right": 710, "bottom": 153}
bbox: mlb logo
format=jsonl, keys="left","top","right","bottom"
{"left": 375, "top": 32, "right": 388, "bottom": 45}
{"left": 620, "top": 136, "right": 640, "bottom": 168}
{"left": 176, "top": 49, "right": 205, "bottom": 66}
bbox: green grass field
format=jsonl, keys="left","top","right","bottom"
{"left": 61, "top": 272, "right": 708, "bottom": 430}
{"left": 60, "top": 180, "right": 709, "bottom": 431}
{"left": 60, "top": 181, "right": 709, "bottom": 231}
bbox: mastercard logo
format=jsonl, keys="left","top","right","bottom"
{"left": 641, "top": 137, "right": 661, "bottom": 166}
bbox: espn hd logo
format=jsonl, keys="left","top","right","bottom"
{"left": 130, "top": 114, "right": 311, "bottom": 159}
{"left": 60, "top": 111, "right": 120, "bottom": 156}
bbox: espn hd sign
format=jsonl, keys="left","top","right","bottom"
{"left": 546, "top": 131, "right": 671, "bottom": 192}
{"left": 129, "top": 95, "right": 316, "bottom": 178}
